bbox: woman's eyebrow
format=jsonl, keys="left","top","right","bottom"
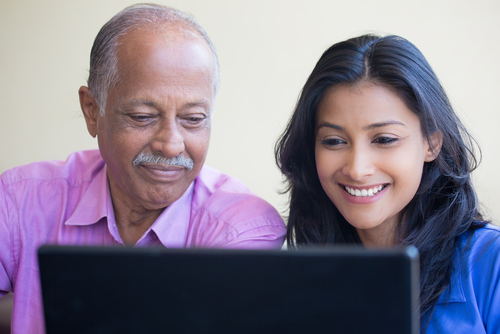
{"left": 317, "top": 120, "right": 406, "bottom": 131}
{"left": 316, "top": 122, "right": 344, "bottom": 131}
{"left": 362, "top": 120, "right": 406, "bottom": 131}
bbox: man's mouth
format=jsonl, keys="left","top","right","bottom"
{"left": 141, "top": 164, "right": 185, "bottom": 171}
{"left": 342, "top": 184, "right": 388, "bottom": 197}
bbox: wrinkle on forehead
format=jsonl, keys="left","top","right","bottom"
{"left": 114, "top": 24, "right": 216, "bottom": 91}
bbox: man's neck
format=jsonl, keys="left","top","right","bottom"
{"left": 113, "top": 203, "right": 164, "bottom": 245}
{"left": 106, "top": 170, "right": 167, "bottom": 245}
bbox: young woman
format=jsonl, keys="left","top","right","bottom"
{"left": 275, "top": 34, "right": 500, "bottom": 333}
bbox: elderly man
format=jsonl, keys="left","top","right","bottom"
{"left": 0, "top": 4, "right": 286, "bottom": 333}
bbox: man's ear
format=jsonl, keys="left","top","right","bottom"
{"left": 79, "top": 86, "right": 100, "bottom": 138}
{"left": 425, "top": 130, "right": 443, "bottom": 162}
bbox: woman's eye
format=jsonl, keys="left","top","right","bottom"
{"left": 373, "top": 137, "right": 397, "bottom": 145}
{"left": 321, "top": 138, "right": 345, "bottom": 146}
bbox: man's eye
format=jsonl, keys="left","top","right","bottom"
{"left": 184, "top": 116, "right": 206, "bottom": 125}
{"left": 130, "top": 115, "right": 152, "bottom": 121}
{"left": 373, "top": 137, "right": 397, "bottom": 145}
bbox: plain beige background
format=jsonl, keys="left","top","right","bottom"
{"left": 1, "top": 0, "right": 499, "bottom": 223}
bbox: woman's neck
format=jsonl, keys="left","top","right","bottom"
{"left": 356, "top": 221, "right": 397, "bottom": 248}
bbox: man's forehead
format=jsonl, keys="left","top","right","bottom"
{"left": 117, "top": 23, "right": 210, "bottom": 57}
{"left": 115, "top": 26, "right": 215, "bottom": 78}
{"left": 104, "top": 26, "right": 216, "bottom": 112}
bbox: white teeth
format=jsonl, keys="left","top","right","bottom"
{"left": 345, "top": 185, "right": 385, "bottom": 197}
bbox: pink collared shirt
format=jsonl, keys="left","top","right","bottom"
{"left": 0, "top": 150, "right": 286, "bottom": 334}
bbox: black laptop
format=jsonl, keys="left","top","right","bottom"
{"left": 38, "top": 245, "right": 419, "bottom": 334}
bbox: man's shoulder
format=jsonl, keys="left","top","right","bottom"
{"left": 1, "top": 150, "right": 105, "bottom": 187}
{"left": 195, "top": 165, "right": 253, "bottom": 195}
{"left": 192, "top": 165, "right": 283, "bottom": 225}
{"left": 185, "top": 165, "right": 285, "bottom": 248}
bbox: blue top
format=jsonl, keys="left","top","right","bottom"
{"left": 424, "top": 224, "right": 500, "bottom": 333}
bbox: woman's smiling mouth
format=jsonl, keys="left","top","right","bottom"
{"left": 342, "top": 184, "right": 389, "bottom": 197}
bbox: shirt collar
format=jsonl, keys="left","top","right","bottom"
{"left": 65, "top": 165, "right": 111, "bottom": 226}
{"left": 149, "top": 181, "right": 194, "bottom": 248}
{"left": 64, "top": 163, "right": 195, "bottom": 247}
{"left": 437, "top": 248, "right": 466, "bottom": 304}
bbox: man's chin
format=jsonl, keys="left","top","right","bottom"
{"left": 133, "top": 172, "right": 198, "bottom": 208}
{"left": 139, "top": 186, "right": 191, "bottom": 209}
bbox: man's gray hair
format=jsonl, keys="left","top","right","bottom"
{"left": 87, "top": 3, "right": 220, "bottom": 115}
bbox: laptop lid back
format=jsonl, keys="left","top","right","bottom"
{"left": 38, "top": 245, "right": 419, "bottom": 334}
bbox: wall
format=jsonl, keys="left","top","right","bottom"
{"left": 1, "top": 0, "right": 499, "bottom": 222}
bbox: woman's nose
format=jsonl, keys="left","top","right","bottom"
{"left": 342, "top": 146, "right": 375, "bottom": 181}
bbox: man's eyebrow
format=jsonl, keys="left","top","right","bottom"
{"left": 185, "top": 100, "right": 210, "bottom": 108}
{"left": 127, "top": 99, "right": 210, "bottom": 109}
{"left": 362, "top": 120, "right": 406, "bottom": 131}
{"left": 129, "top": 99, "right": 156, "bottom": 107}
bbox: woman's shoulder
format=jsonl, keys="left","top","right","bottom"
{"left": 462, "top": 223, "right": 500, "bottom": 252}
{"left": 466, "top": 224, "right": 500, "bottom": 331}
{"left": 457, "top": 223, "right": 500, "bottom": 269}
{"left": 473, "top": 222, "right": 500, "bottom": 235}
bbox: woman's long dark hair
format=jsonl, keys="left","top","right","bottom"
{"left": 275, "top": 34, "right": 485, "bottom": 321}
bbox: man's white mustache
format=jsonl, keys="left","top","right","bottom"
{"left": 132, "top": 153, "right": 194, "bottom": 170}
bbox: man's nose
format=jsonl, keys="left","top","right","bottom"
{"left": 341, "top": 146, "right": 375, "bottom": 181}
{"left": 150, "top": 119, "right": 185, "bottom": 158}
